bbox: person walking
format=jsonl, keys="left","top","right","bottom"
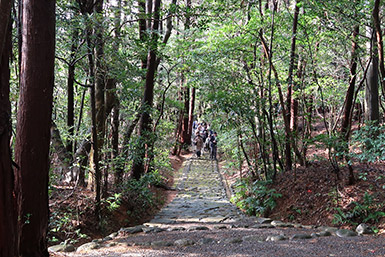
{"left": 209, "top": 132, "right": 218, "bottom": 160}
{"left": 194, "top": 135, "right": 204, "bottom": 158}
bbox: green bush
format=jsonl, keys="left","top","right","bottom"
{"left": 350, "top": 122, "right": 385, "bottom": 163}
{"left": 333, "top": 192, "right": 385, "bottom": 226}
{"left": 121, "top": 169, "right": 166, "bottom": 210}
{"left": 230, "top": 178, "right": 281, "bottom": 216}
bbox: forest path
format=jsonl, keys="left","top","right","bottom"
{"left": 147, "top": 156, "right": 245, "bottom": 226}
{"left": 54, "top": 154, "right": 385, "bottom": 256}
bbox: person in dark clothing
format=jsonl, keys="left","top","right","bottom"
{"left": 194, "top": 135, "right": 204, "bottom": 157}
{"left": 209, "top": 132, "right": 218, "bottom": 160}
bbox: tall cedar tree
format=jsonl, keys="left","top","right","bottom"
{"left": 0, "top": 2, "right": 19, "bottom": 255}
{"left": 15, "top": 0, "right": 55, "bottom": 255}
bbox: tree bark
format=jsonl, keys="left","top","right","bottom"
{"left": 83, "top": 4, "right": 101, "bottom": 218}
{"left": 138, "top": 0, "right": 147, "bottom": 69}
{"left": 91, "top": 0, "right": 105, "bottom": 212}
{"left": 285, "top": 0, "right": 300, "bottom": 171}
{"left": 132, "top": 0, "right": 162, "bottom": 179}
{"left": 373, "top": 0, "right": 385, "bottom": 92}
{"left": 51, "top": 122, "right": 72, "bottom": 182}
{"left": 66, "top": 28, "right": 79, "bottom": 154}
{"left": 179, "top": 76, "right": 190, "bottom": 150}
{"left": 183, "top": 0, "right": 192, "bottom": 146}
{"left": 112, "top": 103, "right": 122, "bottom": 186}
{"left": 341, "top": 25, "right": 359, "bottom": 140}
{"left": 0, "top": 0, "right": 12, "bottom": 55}
{"left": 365, "top": 33, "right": 380, "bottom": 123}
{"left": 15, "top": 0, "right": 55, "bottom": 255}
{"left": 0, "top": 16, "right": 19, "bottom": 256}
{"left": 188, "top": 87, "right": 195, "bottom": 139}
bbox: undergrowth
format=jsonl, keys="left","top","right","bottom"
{"left": 332, "top": 192, "right": 385, "bottom": 231}
{"left": 230, "top": 178, "right": 281, "bottom": 217}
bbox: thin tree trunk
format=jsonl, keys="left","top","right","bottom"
{"left": 183, "top": 0, "right": 192, "bottom": 146}
{"left": 285, "top": 0, "right": 300, "bottom": 171}
{"left": 0, "top": 16, "right": 18, "bottom": 256}
{"left": 178, "top": 74, "right": 190, "bottom": 151}
{"left": 51, "top": 122, "right": 72, "bottom": 181}
{"left": 239, "top": 132, "right": 255, "bottom": 178}
{"left": 138, "top": 0, "right": 147, "bottom": 69}
{"left": 112, "top": 103, "right": 121, "bottom": 185}
{"left": 67, "top": 29, "right": 78, "bottom": 153}
{"left": 112, "top": 0, "right": 122, "bottom": 187}
{"left": 261, "top": 1, "right": 284, "bottom": 179}
{"left": 85, "top": 20, "right": 101, "bottom": 219}
{"left": 341, "top": 25, "right": 359, "bottom": 140}
{"left": 74, "top": 138, "right": 91, "bottom": 187}
{"left": 74, "top": 89, "right": 88, "bottom": 187}
{"left": 92, "top": 0, "right": 105, "bottom": 210}
{"left": 16, "top": 0, "right": 55, "bottom": 254}
{"left": 172, "top": 110, "right": 183, "bottom": 156}
{"left": 188, "top": 87, "right": 195, "bottom": 139}
{"left": 132, "top": 0, "right": 162, "bottom": 179}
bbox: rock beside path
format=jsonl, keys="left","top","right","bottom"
{"left": 48, "top": 243, "right": 75, "bottom": 253}
{"left": 356, "top": 223, "right": 374, "bottom": 235}
{"left": 336, "top": 229, "right": 358, "bottom": 238}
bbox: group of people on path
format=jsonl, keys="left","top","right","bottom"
{"left": 192, "top": 121, "right": 218, "bottom": 160}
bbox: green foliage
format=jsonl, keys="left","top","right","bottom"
{"left": 230, "top": 178, "right": 281, "bottom": 216}
{"left": 288, "top": 206, "right": 302, "bottom": 221}
{"left": 103, "top": 193, "right": 122, "bottom": 212}
{"left": 350, "top": 122, "right": 385, "bottom": 163}
{"left": 122, "top": 169, "right": 166, "bottom": 209}
{"left": 358, "top": 172, "right": 368, "bottom": 181}
{"left": 49, "top": 210, "right": 88, "bottom": 245}
{"left": 332, "top": 192, "right": 385, "bottom": 226}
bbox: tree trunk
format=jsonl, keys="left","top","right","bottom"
{"left": 183, "top": 0, "right": 192, "bottom": 146}
{"left": 112, "top": 0, "right": 122, "bottom": 187}
{"left": 0, "top": 0, "right": 12, "bottom": 55}
{"left": 373, "top": 0, "right": 385, "bottom": 93}
{"left": 285, "top": 0, "right": 300, "bottom": 171}
{"left": 180, "top": 77, "right": 190, "bottom": 149}
{"left": 67, "top": 62, "right": 75, "bottom": 152}
{"left": 84, "top": 9, "right": 101, "bottom": 219}
{"left": 341, "top": 25, "right": 359, "bottom": 140}
{"left": 138, "top": 0, "right": 147, "bottom": 69}
{"left": 51, "top": 122, "right": 73, "bottom": 182}
{"left": 15, "top": 0, "right": 55, "bottom": 255}
{"left": 112, "top": 103, "right": 122, "bottom": 186}
{"left": 131, "top": 0, "right": 161, "bottom": 179}
{"left": 188, "top": 87, "right": 195, "bottom": 139}
{"left": 66, "top": 29, "right": 78, "bottom": 153}
{"left": 365, "top": 33, "right": 380, "bottom": 123}
{"left": 0, "top": 16, "right": 19, "bottom": 256}
{"left": 90, "top": 0, "right": 105, "bottom": 212}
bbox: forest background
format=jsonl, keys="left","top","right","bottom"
{"left": 1, "top": 0, "right": 385, "bottom": 256}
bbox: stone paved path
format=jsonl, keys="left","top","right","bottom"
{"left": 53, "top": 155, "right": 385, "bottom": 257}
{"left": 147, "top": 157, "right": 245, "bottom": 226}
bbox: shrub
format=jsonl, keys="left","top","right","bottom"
{"left": 230, "top": 178, "right": 281, "bottom": 216}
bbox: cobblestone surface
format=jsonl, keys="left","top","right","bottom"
{"left": 54, "top": 155, "right": 385, "bottom": 257}
{"left": 147, "top": 157, "right": 245, "bottom": 226}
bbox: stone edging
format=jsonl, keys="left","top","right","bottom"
{"left": 48, "top": 219, "right": 376, "bottom": 253}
